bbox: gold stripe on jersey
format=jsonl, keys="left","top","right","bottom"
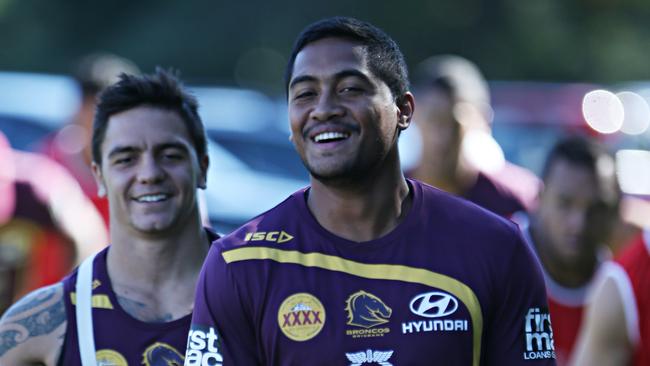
{"left": 70, "top": 293, "right": 114, "bottom": 309}
{"left": 222, "top": 247, "right": 483, "bottom": 366}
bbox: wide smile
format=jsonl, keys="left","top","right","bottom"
{"left": 312, "top": 131, "right": 351, "bottom": 143}
{"left": 132, "top": 193, "right": 171, "bottom": 203}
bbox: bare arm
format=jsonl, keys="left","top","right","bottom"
{"left": 571, "top": 275, "right": 633, "bottom": 366}
{"left": 0, "top": 284, "right": 66, "bottom": 366}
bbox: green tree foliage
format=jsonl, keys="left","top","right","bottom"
{"left": 1, "top": 0, "right": 649, "bottom": 92}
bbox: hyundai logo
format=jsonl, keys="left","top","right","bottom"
{"left": 409, "top": 291, "right": 458, "bottom": 318}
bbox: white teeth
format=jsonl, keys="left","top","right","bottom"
{"left": 135, "top": 194, "right": 168, "bottom": 203}
{"left": 313, "top": 131, "right": 350, "bottom": 142}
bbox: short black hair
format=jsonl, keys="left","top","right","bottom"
{"left": 92, "top": 68, "right": 206, "bottom": 165}
{"left": 542, "top": 135, "right": 620, "bottom": 206}
{"left": 284, "top": 16, "right": 409, "bottom": 100}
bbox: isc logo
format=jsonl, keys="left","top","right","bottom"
{"left": 244, "top": 231, "right": 293, "bottom": 243}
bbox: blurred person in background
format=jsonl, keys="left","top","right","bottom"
{"left": 409, "top": 55, "right": 540, "bottom": 218}
{"left": 0, "top": 69, "right": 217, "bottom": 365}
{"left": 571, "top": 230, "right": 650, "bottom": 365}
{"left": 515, "top": 136, "right": 620, "bottom": 365}
{"left": 0, "top": 131, "right": 107, "bottom": 314}
{"left": 40, "top": 52, "right": 140, "bottom": 225}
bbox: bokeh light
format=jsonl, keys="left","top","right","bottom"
{"left": 617, "top": 91, "right": 650, "bottom": 135}
{"left": 616, "top": 149, "right": 650, "bottom": 195}
{"left": 582, "top": 89, "right": 624, "bottom": 134}
{"left": 461, "top": 130, "right": 505, "bottom": 173}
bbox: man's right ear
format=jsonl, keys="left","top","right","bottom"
{"left": 91, "top": 162, "right": 107, "bottom": 197}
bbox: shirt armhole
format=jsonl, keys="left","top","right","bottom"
{"left": 596, "top": 261, "right": 640, "bottom": 347}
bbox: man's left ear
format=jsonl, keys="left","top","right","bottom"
{"left": 397, "top": 92, "right": 415, "bottom": 131}
{"left": 198, "top": 154, "right": 209, "bottom": 189}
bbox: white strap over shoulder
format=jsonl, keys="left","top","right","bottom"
{"left": 75, "top": 252, "right": 98, "bottom": 366}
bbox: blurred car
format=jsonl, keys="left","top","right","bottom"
{"left": 0, "top": 71, "right": 79, "bottom": 151}
{"left": 188, "top": 86, "right": 309, "bottom": 234}
{"left": 0, "top": 73, "right": 309, "bottom": 236}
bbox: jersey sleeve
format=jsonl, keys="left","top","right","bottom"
{"left": 184, "top": 244, "right": 261, "bottom": 366}
{"left": 483, "top": 230, "right": 557, "bottom": 365}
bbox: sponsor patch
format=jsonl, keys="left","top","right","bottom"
{"left": 345, "top": 349, "right": 394, "bottom": 366}
{"left": 402, "top": 291, "right": 468, "bottom": 334}
{"left": 142, "top": 342, "right": 184, "bottom": 366}
{"left": 409, "top": 291, "right": 458, "bottom": 318}
{"left": 96, "top": 349, "right": 127, "bottom": 366}
{"left": 523, "top": 307, "right": 556, "bottom": 360}
{"left": 345, "top": 290, "right": 391, "bottom": 338}
{"left": 244, "top": 230, "right": 293, "bottom": 243}
{"left": 185, "top": 324, "right": 224, "bottom": 366}
{"left": 277, "top": 293, "right": 325, "bottom": 341}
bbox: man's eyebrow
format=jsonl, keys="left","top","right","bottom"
{"left": 289, "top": 75, "right": 317, "bottom": 90}
{"left": 289, "top": 69, "right": 372, "bottom": 90}
{"left": 334, "top": 69, "right": 372, "bottom": 84}
{"left": 156, "top": 142, "right": 190, "bottom": 152}
{"left": 107, "top": 146, "right": 138, "bottom": 159}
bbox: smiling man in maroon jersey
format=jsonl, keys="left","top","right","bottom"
{"left": 187, "top": 16, "right": 555, "bottom": 366}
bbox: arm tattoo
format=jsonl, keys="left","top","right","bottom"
{"left": 116, "top": 295, "right": 174, "bottom": 323}
{"left": 0, "top": 284, "right": 65, "bottom": 357}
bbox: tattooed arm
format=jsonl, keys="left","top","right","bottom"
{"left": 0, "top": 284, "right": 66, "bottom": 366}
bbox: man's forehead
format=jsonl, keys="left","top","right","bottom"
{"left": 102, "top": 107, "right": 193, "bottom": 152}
{"left": 291, "top": 38, "right": 369, "bottom": 80}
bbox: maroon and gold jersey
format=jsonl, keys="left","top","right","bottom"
{"left": 187, "top": 180, "right": 556, "bottom": 365}
{"left": 59, "top": 229, "right": 218, "bottom": 366}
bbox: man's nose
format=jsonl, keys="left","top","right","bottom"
{"left": 310, "top": 91, "right": 345, "bottom": 122}
{"left": 137, "top": 154, "right": 165, "bottom": 184}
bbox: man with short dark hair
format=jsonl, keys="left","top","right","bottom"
{"left": 516, "top": 136, "right": 620, "bottom": 365}
{"left": 410, "top": 55, "right": 540, "bottom": 218}
{"left": 187, "top": 17, "right": 554, "bottom": 365}
{"left": 0, "top": 68, "right": 217, "bottom": 365}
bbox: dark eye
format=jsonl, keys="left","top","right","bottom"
{"left": 114, "top": 156, "right": 133, "bottom": 165}
{"left": 294, "top": 90, "right": 316, "bottom": 100}
{"left": 162, "top": 151, "right": 185, "bottom": 161}
{"left": 340, "top": 86, "right": 364, "bottom": 95}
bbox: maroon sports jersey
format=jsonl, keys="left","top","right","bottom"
{"left": 187, "top": 179, "right": 555, "bottom": 365}
{"left": 59, "top": 229, "right": 218, "bottom": 366}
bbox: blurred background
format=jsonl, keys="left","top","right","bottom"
{"left": 2, "top": 0, "right": 650, "bottom": 313}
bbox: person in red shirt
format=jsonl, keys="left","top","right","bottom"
{"left": 572, "top": 230, "right": 650, "bottom": 366}
{"left": 0, "top": 131, "right": 107, "bottom": 313}
{"left": 40, "top": 53, "right": 139, "bottom": 225}
{"left": 519, "top": 136, "right": 620, "bottom": 365}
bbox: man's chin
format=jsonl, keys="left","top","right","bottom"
{"left": 132, "top": 220, "right": 175, "bottom": 235}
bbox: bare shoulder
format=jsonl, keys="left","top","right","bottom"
{"left": 571, "top": 272, "right": 632, "bottom": 365}
{"left": 0, "top": 283, "right": 67, "bottom": 366}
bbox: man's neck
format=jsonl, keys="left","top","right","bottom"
{"left": 411, "top": 161, "right": 476, "bottom": 196}
{"left": 105, "top": 213, "right": 209, "bottom": 322}
{"left": 308, "top": 161, "right": 412, "bottom": 242}
{"left": 529, "top": 222, "right": 598, "bottom": 288}
{"left": 107, "top": 215, "right": 208, "bottom": 288}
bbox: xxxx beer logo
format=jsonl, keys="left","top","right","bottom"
{"left": 277, "top": 293, "right": 325, "bottom": 341}
{"left": 95, "top": 349, "right": 127, "bottom": 366}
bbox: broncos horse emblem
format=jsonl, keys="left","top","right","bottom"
{"left": 345, "top": 290, "right": 392, "bottom": 328}
{"left": 142, "top": 342, "right": 184, "bottom": 366}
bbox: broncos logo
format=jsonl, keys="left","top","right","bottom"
{"left": 141, "top": 342, "right": 184, "bottom": 366}
{"left": 345, "top": 290, "right": 392, "bottom": 328}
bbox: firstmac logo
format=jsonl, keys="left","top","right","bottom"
{"left": 409, "top": 291, "right": 458, "bottom": 318}
{"left": 184, "top": 324, "right": 223, "bottom": 366}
